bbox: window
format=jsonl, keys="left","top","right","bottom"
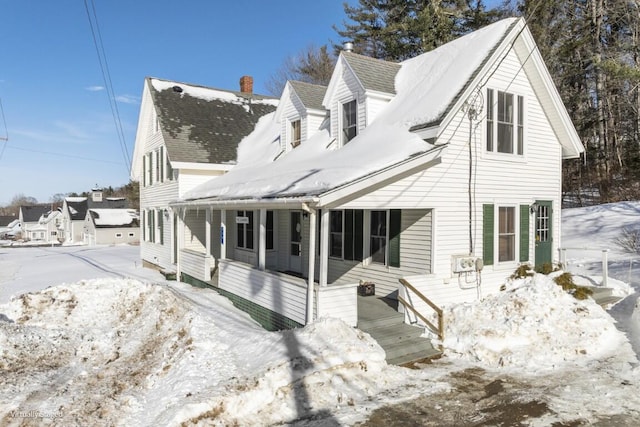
{"left": 486, "top": 89, "right": 524, "bottom": 155}
{"left": 266, "top": 210, "right": 274, "bottom": 250}
{"left": 329, "top": 210, "right": 343, "bottom": 258}
{"left": 498, "top": 207, "right": 515, "bottom": 262}
{"left": 116, "top": 233, "right": 123, "bottom": 239}
{"left": 370, "top": 210, "right": 387, "bottom": 264}
{"left": 128, "top": 232, "right": 135, "bottom": 238}
{"left": 342, "top": 100, "right": 357, "bottom": 144}
{"left": 147, "top": 152, "right": 154, "bottom": 186}
{"left": 236, "top": 210, "right": 254, "bottom": 250}
{"left": 155, "top": 150, "right": 161, "bottom": 183}
{"left": 291, "top": 120, "right": 301, "bottom": 148}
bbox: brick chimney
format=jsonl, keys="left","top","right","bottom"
{"left": 240, "top": 75, "right": 253, "bottom": 94}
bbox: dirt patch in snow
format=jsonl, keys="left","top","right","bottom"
{"left": 357, "top": 366, "right": 638, "bottom": 427}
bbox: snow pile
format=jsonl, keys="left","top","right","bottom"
{"left": 441, "top": 273, "right": 636, "bottom": 371}
{"left": 0, "top": 279, "right": 438, "bottom": 426}
{"left": 89, "top": 208, "right": 138, "bottom": 226}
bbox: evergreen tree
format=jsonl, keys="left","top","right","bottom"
{"left": 334, "top": 0, "right": 499, "bottom": 61}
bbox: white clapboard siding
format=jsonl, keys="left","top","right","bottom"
{"left": 181, "top": 248, "right": 214, "bottom": 282}
{"left": 219, "top": 260, "right": 308, "bottom": 325}
{"left": 183, "top": 209, "right": 206, "bottom": 252}
{"left": 315, "top": 283, "right": 358, "bottom": 327}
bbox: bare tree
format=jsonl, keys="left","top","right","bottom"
{"left": 265, "top": 44, "right": 336, "bottom": 96}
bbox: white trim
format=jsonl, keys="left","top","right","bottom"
{"left": 171, "top": 162, "right": 235, "bottom": 171}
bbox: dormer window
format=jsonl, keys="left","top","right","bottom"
{"left": 291, "top": 119, "right": 301, "bottom": 148}
{"left": 342, "top": 100, "right": 357, "bottom": 144}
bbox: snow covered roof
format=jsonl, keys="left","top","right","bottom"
{"left": 88, "top": 209, "right": 138, "bottom": 228}
{"left": 180, "top": 19, "right": 521, "bottom": 205}
{"left": 148, "top": 77, "right": 278, "bottom": 165}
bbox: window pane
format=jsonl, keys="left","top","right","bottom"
{"left": 343, "top": 100, "right": 357, "bottom": 143}
{"left": 266, "top": 211, "right": 274, "bottom": 250}
{"left": 329, "top": 210, "right": 343, "bottom": 258}
{"left": 497, "top": 91, "right": 514, "bottom": 154}
{"left": 497, "top": 123, "right": 513, "bottom": 153}
{"left": 291, "top": 120, "right": 301, "bottom": 148}
{"left": 246, "top": 211, "right": 254, "bottom": 250}
{"left": 498, "top": 207, "right": 515, "bottom": 261}
{"left": 370, "top": 211, "right": 387, "bottom": 264}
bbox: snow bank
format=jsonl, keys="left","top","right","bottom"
{"left": 441, "top": 273, "right": 636, "bottom": 371}
{"left": 0, "top": 279, "right": 438, "bottom": 426}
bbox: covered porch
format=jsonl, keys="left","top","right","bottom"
{"left": 172, "top": 199, "right": 434, "bottom": 330}
{"left": 173, "top": 201, "right": 360, "bottom": 328}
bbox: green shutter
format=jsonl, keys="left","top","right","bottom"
{"left": 519, "top": 204, "right": 529, "bottom": 262}
{"left": 159, "top": 147, "right": 164, "bottom": 183}
{"left": 142, "top": 155, "right": 147, "bottom": 187}
{"left": 388, "top": 209, "right": 401, "bottom": 268}
{"left": 483, "top": 204, "right": 494, "bottom": 266}
{"left": 344, "top": 210, "right": 354, "bottom": 260}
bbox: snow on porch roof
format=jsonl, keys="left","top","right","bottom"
{"left": 180, "top": 18, "right": 519, "bottom": 205}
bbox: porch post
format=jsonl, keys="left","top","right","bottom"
{"left": 307, "top": 209, "right": 317, "bottom": 324}
{"left": 319, "top": 209, "right": 329, "bottom": 287}
{"left": 205, "top": 207, "right": 212, "bottom": 256}
{"left": 220, "top": 209, "right": 226, "bottom": 260}
{"left": 176, "top": 207, "right": 185, "bottom": 282}
{"left": 258, "top": 208, "right": 266, "bottom": 271}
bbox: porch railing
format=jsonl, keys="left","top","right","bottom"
{"left": 398, "top": 278, "right": 444, "bottom": 342}
{"left": 558, "top": 247, "right": 609, "bottom": 287}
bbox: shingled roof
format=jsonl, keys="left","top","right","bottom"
{"left": 289, "top": 81, "right": 327, "bottom": 111}
{"left": 20, "top": 205, "right": 52, "bottom": 222}
{"left": 148, "top": 78, "right": 278, "bottom": 165}
{"left": 341, "top": 51, "right": 400, "bottom": 95}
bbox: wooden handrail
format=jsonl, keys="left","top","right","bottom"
{"left": 398, "top": 278, "right": 444, "bottom": 341}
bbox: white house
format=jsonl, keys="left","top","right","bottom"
{"left": 83, "top": 208, "right": 139, "bottom": 246}
{"left": 167, "top": 18, "right": 583, "bottom": 333}
{"left": 130, "top": 76, "right": 278, "bottom": 273}
{"left": 60, "top": 189, "right": 128, "bottom": 243}
{"left": 19, "top": 205, "right": 56, "bottom": 242}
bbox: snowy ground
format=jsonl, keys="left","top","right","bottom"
{"left": 1, "top": 202, "right": 640, "bottom": 426}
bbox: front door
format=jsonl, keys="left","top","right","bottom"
{"left": 289, "top": 211, "right": 302, "bottom": 273}
{"left": 534, "top": 200, "right": 553, "bottom": 268}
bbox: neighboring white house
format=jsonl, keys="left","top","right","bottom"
{"left": 168, "top": 18, "right": 584, "bottom": 331}
{"left": 83, "top": 208, "right": 139, "bottom": 246}
{"left": 19, "top": 205, "right": 56, "bottom": 242}
{"left": 130, "top": 76, "right": 278, "bottom": 272}
{"left": 60, "top": 189, "right": 128, "bottom": 243}
{"left": 28, "top": 209, "right": 63, "bottom": 243}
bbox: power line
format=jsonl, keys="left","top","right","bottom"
{"left": 4, "top": 144, "right": 122, "bottom": 165}
{"left": 83, "top": 0, "right": 131, "bottom": 175}
{"left": 0, "top": 98, "right": 9, "bottom": 162}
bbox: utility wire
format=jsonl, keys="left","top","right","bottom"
{"left": 0, "top": 98, "right": 9, "bottom": 162}
{"left": 83, "top": 0, "right": 131, "bottom": 174}
{"left": 4, "top": 144, "right": 123, "bottom": 165}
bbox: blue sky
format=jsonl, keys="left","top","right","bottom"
{"left": 0, "top": 1, "right": 352, "bottom": 205}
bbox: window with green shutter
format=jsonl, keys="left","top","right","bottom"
{"left": 483, "top": 204, "right": 494, "bottom": 265}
